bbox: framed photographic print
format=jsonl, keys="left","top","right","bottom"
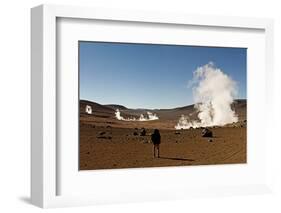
{"left": 78, "top": 42, "right": 247, "bottom": 170}
{"left": 31, "top": 4, "right": 274, "bottom": 208}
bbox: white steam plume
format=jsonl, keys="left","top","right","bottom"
{"left": 147, "top": 112, "right": 159, "bottom": 120}
{"left": 85, "top": 105, "right": 92, "bottom": 114}
{"left": 115, "top": 109, "right": 159, "bottom": 121}
{"left": 175, "top": 62, "right": 238, "bottom": 129}
{"left": 175, "top": 115, "right": 202, "bottom": 129}
{"left": 115, "top": 109, "right": 125, "bottom": 120}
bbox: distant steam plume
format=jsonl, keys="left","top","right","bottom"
{"left": 175, "top": 62, "right": 238, "bottom": 129}
{"left": 115, "top": 109, "right": 159, "bottom": 121}
{"left": 115, "top": 109, "right": 125, "bottom": 120}
{"left": 85, "top": 105, "right": 92, "bottom": 114}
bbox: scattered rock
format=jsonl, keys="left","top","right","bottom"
{"left": 133, "top": 131, "right": 138, "bottom": 136}
{"left": 201, "top": 128, "right": 213, "bottom": 137}
{"left": 140, "top": 128, "right": 146, "bottom": 136}
{"left": 208, "top": 139, "right": 213, "bottom": 142}
{"left": 97, "top": 131, "right": 112, "bottom": 140}
{"left": 99, "top": 131, "right": 106, "bottom": 136}
{"left": 97, "top": 136, "right": 112, "bottom": 140}
{"left": 175, "top": 131, "right": 181, "bottom": 135}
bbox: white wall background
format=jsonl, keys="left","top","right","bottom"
{"left": 0, "top": 0, "right": 280, "bottom": 212}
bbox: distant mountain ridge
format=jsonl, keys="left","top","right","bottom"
{"left": 104, "top": 104, "right": 128, "bottom": 110}
{"left": 80, "top": 99, "right": 247, "bottom": 122}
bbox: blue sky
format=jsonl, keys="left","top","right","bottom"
{"left": 79, "top": 41, "right": 246, "bottom": 109}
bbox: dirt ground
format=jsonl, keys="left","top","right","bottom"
{"left": 79, "top": 124, "right": 246, "bottom": 170}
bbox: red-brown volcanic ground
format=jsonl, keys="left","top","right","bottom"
{"left": 79, "top": 100, "right": 247, "bottom": 170}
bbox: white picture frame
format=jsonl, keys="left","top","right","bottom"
{"left": 31, "top": 4, "right": 274, "bottom": 208}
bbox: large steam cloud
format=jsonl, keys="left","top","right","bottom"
{"left": 115, "top": 109, "right": 159, "bottom": 121}
{"left": 175, "top": 62, "right": 238, "bottom": 129}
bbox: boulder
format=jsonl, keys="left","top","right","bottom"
{"left": 201, "top": 128, "right": 213, "bottom": 137}
{"left": 97, "top": 131, "right": 112, "bottom": 140}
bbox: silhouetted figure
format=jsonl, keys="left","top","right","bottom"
{"left": 151, "top": 129, "right": 161, "bottom": 158}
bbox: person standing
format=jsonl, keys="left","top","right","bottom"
{"left": 151, "top": 129, "right": 161, "bottom": 158}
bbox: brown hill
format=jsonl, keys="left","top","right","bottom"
{"left": 231, "top": 99, "right": 247, "bottom": 121}
{"left": 80, "top": 99, "right": 246, "bottom": 122}
{"left": 80, "top": 100, "right": 115, "bottom": 119}
{"left": 104, "top": 104, "right": 128, "bottom": 110}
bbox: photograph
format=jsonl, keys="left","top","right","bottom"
{"left": 79, "top": 41, "right": 247, "bottom": 170}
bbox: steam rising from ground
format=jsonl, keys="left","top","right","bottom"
{"left": 85, "top": 105, "right": 92, "bottom": 114}
{"left": 175, "top": 62, "right": 238, "bottom": 129}
{"left": 115, "top": 109, "right": 159, "bottom": 121}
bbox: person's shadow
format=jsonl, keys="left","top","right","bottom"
{"left": 159, "top": 156, "right": 194, "bottom": 162}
